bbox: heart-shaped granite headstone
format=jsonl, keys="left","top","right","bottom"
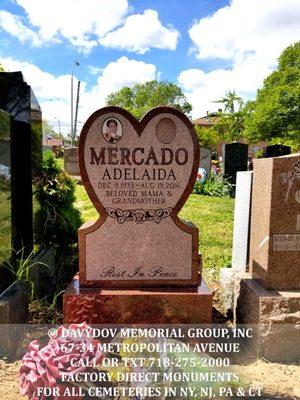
{"left": 78, "top": 106, "right": 200, "bottom": 288}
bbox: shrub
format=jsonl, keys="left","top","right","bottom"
{"left": 193, "top": 172, "right": 232, "bottom": 198}
{"left": 34, "top": 152, "right": 82, "bottom": 248}
{"left": 193, "top": 181, "right": 204, "bottom": 195}
{"left": 254, "top": 148, "right": 264, "bottom": 159}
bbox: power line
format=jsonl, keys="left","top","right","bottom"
{"left": 49, "top": 123, "right": 84, "bottom": 127}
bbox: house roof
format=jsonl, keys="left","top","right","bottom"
{"left": 42, "top": 134, "right": 63, "bottom": 147}
{"left": 193, "top": 115, "right": 220, "bottom": 126}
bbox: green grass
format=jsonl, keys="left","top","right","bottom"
{"left": 0, "top": 191, "right": 11, "bottom": 264}
{"left": 73, "top": 183, "right": 234, "bottom": 283}
{"left": 56, "top": 157, "right": 64, "bottom": 169}
{"left": 180, "top": 195, "right": 234, "bottom": 282}
{"left": 74, "top": 184, "right": 100, "bottom": 221}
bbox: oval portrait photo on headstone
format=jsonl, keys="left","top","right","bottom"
{"left": 102, "top": 117, "right": 123, "bottom": 144}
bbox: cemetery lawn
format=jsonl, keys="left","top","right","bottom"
{"left": 0, "top": 191, "right": 11, "bottom": 264}
{"left": 74, "top": 184, "right": 234, "bottom": 284}
{"left": 56, "top": 157, "right": 64, "bottom": 169}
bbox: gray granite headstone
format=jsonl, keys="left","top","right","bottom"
{"left": 219, "top": 171, "right": 253, "bottom": 311}
{"left": 64, "top": 147, "right": 80, "bottom": 176}
{"left": 232, "top": 171, "right": 253, "bottom": 271}
{"left": 199, "top": 146, "right": 212, "bottom": 174}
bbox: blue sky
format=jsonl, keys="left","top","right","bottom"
{"left": 0, "top": 0, "right": 299, "bottom": 135}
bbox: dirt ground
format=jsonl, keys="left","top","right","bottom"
{"left": 235, "top": 361, "right": 300, "bottom": 399}
{"left": 1, "top": 359, "right": 299, "bottom": 400}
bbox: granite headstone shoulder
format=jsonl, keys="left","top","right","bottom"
{"left": 250, "top": 153, "right": 300, "bottom": 290}
{"left": 78, "top": 106, "right": 200, "bottom": 288}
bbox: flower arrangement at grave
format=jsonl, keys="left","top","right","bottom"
{"left": 193, "top": 171, "right": 232, "bottom": 197}
{"left": 19, "top": 323, "right": 179, "bottom": 400}
{"left": 19, "top": 324, "right": 234, "bottom": 399}
{"left": 19, "top": 322, "right": 104, "bottom": 400}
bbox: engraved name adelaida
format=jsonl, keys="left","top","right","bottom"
{"left": 90, "top": 146, "right": 189, "bottom": 166}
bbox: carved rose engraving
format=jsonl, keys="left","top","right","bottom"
{"left": 282, "top": 160, "right": 300, "bottom": 203}
{"left": 105, "top": 207, "right": 172, "bottom": 224}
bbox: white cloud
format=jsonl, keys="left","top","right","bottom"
{"left": 178, "top": 55, "right": 272, "bottom": 117}
{"left": 12, "top": 0, "right": 130, "bottom": 52}
{"left": 181, "top": 0, "right": 300, "bottom": 118}
{"left": 0, "top": 57, "right": 75, "bottom": 100}
{"left": 100, "top": 9, "right": 179, "bottom": 54}
{"left": 0, "top": 56, "right": 157, "bottom": 135}
{"left": 189, "top": 0, "right": 300, "bottom": 62}
{"left": 0, "top": 10, "right": 43, "bottom": 46}
{"left": 2, "top": 2, "right": 178, "bottom": 54}
{"left": 87, "top": 65, "right": 104, "bottom": 76}
{"left": 0, "top": 56, "right": 77, "bottom": 134}
{"left": 81, "top": 56, "right": 157, "bottom": 121}
{"left": 96, "top": 56, "right": 157, "bottom": 96}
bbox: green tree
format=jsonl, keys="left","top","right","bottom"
{"left": 244, "top": 41, "right": 300, "bottom": 149}
{"left": 42, "top": 119, "right": 63, "bottom": 139}
{"left": 211, "top": 92, "right": 246, "bottom": 142}
{"left": 214, "top": 90, "right": 243, "bottom": 114}
{"left": 194, "top": 125, "right": 219, "bottom": 147}
{"left": 0, "top": 64, "right": 4, "bottom": 72}
{"left": 106, "top": 80, "right": 192, "bottom": 119}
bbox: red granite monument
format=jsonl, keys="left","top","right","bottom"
{"left": 64, "top": 106, "right": 212, "bottom": 324}
{"left": 237, "top": 154, "right": 300, "bottom": 362}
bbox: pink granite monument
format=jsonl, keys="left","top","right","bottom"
{"left": 63, "top": 106, "right": 212, "bottom": 324}
{"left": 238, "top": 154, "right": 300, "bottom": 362}
{"left": 250, "top": 154, "right": 300, "bottom": 290}
{"left": 78, "top": 106, "right": 200, "bottom": 288}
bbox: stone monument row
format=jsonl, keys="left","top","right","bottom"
{"left": 64, "top": 106, "right": 212, "bottom": 324}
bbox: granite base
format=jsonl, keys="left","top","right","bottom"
{"left": 237, "top": 275, "right": 300, "bottom": 363}
{"left": 63, "top": 275, "right": 212, "bottom": 324}
{"left": 0, "top": 280, "right": 29, "bottom": 354}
